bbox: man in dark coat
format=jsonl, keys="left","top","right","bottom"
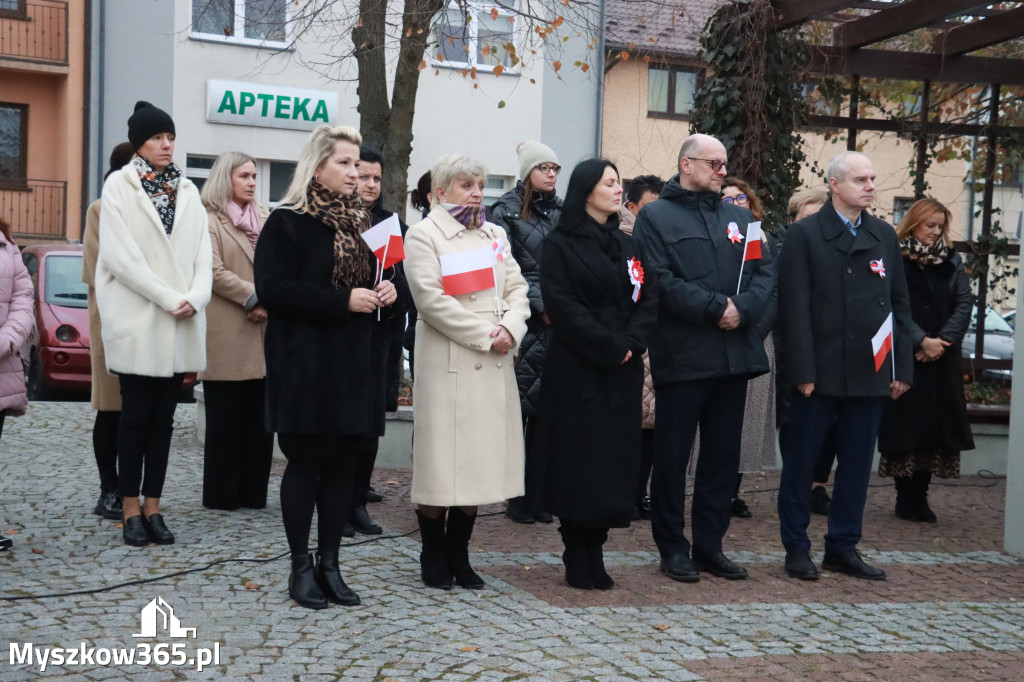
{"left": 489, "top": 141, "right": 563, "bottom": 524}
{"left": 777, "top": 151, "right": 913, "bottom": 582}
{"left": 635, "top": 133, "right": 774, "bottom": 583}
{"left": 343, "top": 145, "right": 411, "bottom": 535}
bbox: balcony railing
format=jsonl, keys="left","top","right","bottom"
{"left": 0, "top": 0, "right": 68, "bottom": 66}
{"left": 0, "top": 178, "right": 66, "bottom": 238}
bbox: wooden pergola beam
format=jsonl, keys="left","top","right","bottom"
{"left": 933, "top": 7, "right": 1024, "bottom": 56}
{"left": 804, "top": 114, "right": 1024, "bottom": 138}
{"left": 806, "top": 45, "right": 1024, "bottom": 85}
{"left": 772, "top": 0, "right": 852, "bottom": 30}
{"left": 833, "top": 0, "right": 992, "bottom": 49}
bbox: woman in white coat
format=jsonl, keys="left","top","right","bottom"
{"left": 404, "top": 154, "right": 531, "bottom": 590}
{"left": 97, "top": 101, "right": 212, "bottom": 547}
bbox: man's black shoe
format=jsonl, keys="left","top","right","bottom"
{"left": 366, "top": 487, "right": 384, "bottom": 503}
{"left": 692, "top": 549, "right": 748, "bottom": 580}
{"left": 821, "top": 549, "right": 886, "bottom": 580}
{"left": 659, "top": 553, "right": 700, "bottom": 583}
{"left": 784, "top": 549, "right": 819, "bottom": 580}
{"left": 730, "top": 498, "right": 752, "bottom": 519}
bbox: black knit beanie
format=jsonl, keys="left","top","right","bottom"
{"left": 127, "top": 101, "right": 175, "bottom": 150}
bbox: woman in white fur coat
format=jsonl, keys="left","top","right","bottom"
{"left": 96, "top": 101, "right": 212, "bottom": 547}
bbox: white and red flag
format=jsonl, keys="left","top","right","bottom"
{"left": 743, "top": 221, "right": 763, "bottom": 261}
{"left": 360, "top": 214, "right": 405, "bottom": 270}
{"left": 440, "top": 245, "right": 496, "bottom": 296}
{"left": 871, "top": 312, "right": 894, "bottom": 373}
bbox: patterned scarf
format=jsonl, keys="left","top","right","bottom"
{"left": 443, "top": 203, "right": 485, "bottom": 229}
{"left": 133, "top": 155, "right": 181, "bottom": 235}
{"left": 225, "top": 200, "right": 262, "bottom": 251}
{"left": 900, "top": 236, "right": 948, "bottom": 265}
{"left": 305, "top": 179, "right": 373, "bottom": 288}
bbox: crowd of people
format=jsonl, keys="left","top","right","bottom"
{"left": 0, "top": 101, "right": 978, "bottom": 604}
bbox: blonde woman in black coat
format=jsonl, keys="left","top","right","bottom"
{"left": 538, "top": 159, "right": 657, "bottom": 589}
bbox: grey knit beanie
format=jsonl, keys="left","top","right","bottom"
{"left": 517, "top": 141, "right": 559, "bottom": 181}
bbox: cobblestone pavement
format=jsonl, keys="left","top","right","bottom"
{"left": 1, "top": 402, "right": 1022, "bottom": 680}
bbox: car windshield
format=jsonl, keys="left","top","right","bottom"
{"left": 44, "top": 255, "right": 88, "bottom": 309}
{"left": 969, "top": 307, "right": 1014, "bottom": 335}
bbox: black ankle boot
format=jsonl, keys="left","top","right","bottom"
{"left": 913, "top": 470, "right": 937, "bottom": 522}
{"left": 558, "top": 524, "right": 593, "bottom": 589}
{"left": 315, "top": 550, "right": 360, "bottom": 606}
{"left": 446, "top": 507, "right": 485, "bottom": 589}
{"left": 94, "top": 490, "right": 123, "bottom": 520}
{"left": 416, "top": 511, "right": 452, "bottom": 589}
{"left": 289, "top": 554, "right": 328, "bottom": 609}
{"left": 585, "top": 528, "right": 614, "bottom": 589}
{"left": 893, "top": 476, "right": 918, "bottom": 521}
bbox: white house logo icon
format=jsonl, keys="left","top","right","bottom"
{"left": 133, "top": 597, "right": 197, "bottom": 638}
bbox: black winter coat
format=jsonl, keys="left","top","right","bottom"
{"left": 633, "top": 177, "right": 773, "bottom": 386}
{"left": 368, "top": 202, "right": 410, "bottom": 411}
{"left": 778, "top": 200, "right": 913, "bottom": 396}
{"left": 254, "top": 208, "right": 410, "bottom": 436}
{"left": 538, "top": 218, "right": 657, "bottom": 524}
{"left": 489, "top": 182, "right": 563, "bottom": 417}
{"left": 878, "top": 251, "right": 975, "bottom": 454}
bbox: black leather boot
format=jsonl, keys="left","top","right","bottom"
{"left": 416, "top": 510, "right": 452, "bottom": 589}
{"left": 315, "top": 550, "right": 361, "bottom": 606}
{"left": 350, "top": 505, "right": 382, "bottom": 535}
{"left": 913, "top": 470, "right": 937, "bottom": 522}
{"left": 894, "top": 476, "right": 917, "bottom": 521}
{"left": 446, "top": 507, "right": 485, "bottom": 589}
{"left": 93, "top": 490, "right": 123, "bottom": 520}
{"left": 289, "top": 554, "right": 328, "bottom": 609}
{"left": 585, "top": 528, "right": 614, "bottom": 589}
{"left": 558, "top": 524, "right": 593, "bottom": 589}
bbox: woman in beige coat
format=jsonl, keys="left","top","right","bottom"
{"left": 82, "top": 142, "right": 135, "bottom": 520}
{"left": 199, "top": 152, "right": 274, "bottom": 510}
{"left": 405, "top": 154, "right": 530, "bottom": 590}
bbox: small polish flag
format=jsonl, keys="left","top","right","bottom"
{"left": 440, "top": 245, "right": 496, "bottom": 296}
{"left": 744, "top": 221, "right": 763, "bottom": 261}
{"left": 871, "top": 312, "right": 894, "bottom": 373}
{"left": 360, "top": 214, "right": 405, "bottom": 269}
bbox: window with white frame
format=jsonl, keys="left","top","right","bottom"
{"left": 191, "top": 0, "right": 288, "bottom": 46}
{"left": 435, "top": 2, "right": 516, "bottom": 72}
{"left": 483, "top": 175, "right": 513, "bottom": 208}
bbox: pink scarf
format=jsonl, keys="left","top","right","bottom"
{"left": 225, "top": 201, "right": 261, "bottom": 250}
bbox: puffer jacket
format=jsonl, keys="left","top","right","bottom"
{"left": 489, "top": 181, "right": 562, "bottom": 417}
{"left": 0, "top": 235, "right": 33, "bottom": 416}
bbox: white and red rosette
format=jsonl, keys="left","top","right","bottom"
{"left": 870, "top": 258, "right": 885, "bottom": 278}
{"left": 627, "top": 257, "right": 644, "bottom": 302}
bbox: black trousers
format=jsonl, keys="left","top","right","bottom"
{"left": 278, "top": 433, "right": 369, "bottom": 556}
{"left": 202, "top": 379, "right": 274, "bottom": 510}
{"left": 93, "top": 410, "right": 120, "bottom": 492}
{"left": 117, "top": 373, "right": 183, "bottom": 498}
{"left": 651, "top": 376, "right": 748, "bottom": 557}
{"left": 636, "top": 428, "right": 655, "bottom": 502}
{"left": 508, "top": 415, "right": 546, "bottom": 512}
{"left": 350, "top": 437, "right": 380, "bottom": 508}
{"left": 0, "top": 410, "right": 5, "bottom": 439}
{"left": 780, "top": 421, "right": 838, "bottom": 484}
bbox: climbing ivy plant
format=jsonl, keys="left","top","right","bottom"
{"left": 689, "top": 0, "right": 809, "bottom": 233}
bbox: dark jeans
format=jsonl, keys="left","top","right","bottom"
{"left": 117, "top": 373, "right": 183, "bottom": 499}
{"left": 778, "top": 392, "right": 884, "bottom": 554}
{"left": 93, "top": 410, "right": 120, "bottom": 492}
{"left": 278, "top": 433, "right": 369, "bottom": 556}
{"left": 351, "top": 437, "right": 380, "bottom": 508}
{"left": 651, "top": 376, "right": 748, "bottom": 557}
{"left": 202, "top": 379, "right": 274, "bottom": 510}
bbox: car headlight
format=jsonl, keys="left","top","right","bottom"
{"left": 55, "top": 325, "right": 79, "bottom": 343}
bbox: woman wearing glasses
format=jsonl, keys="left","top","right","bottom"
{"left": 721, "top": 177, "right": 764, "bottom": 221}
{"left": 489, "top": 141, "right": 563, "bottom": 525}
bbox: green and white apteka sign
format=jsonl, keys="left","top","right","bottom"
{"left": 207, "top": 80, "right": 338, "bottom": 131}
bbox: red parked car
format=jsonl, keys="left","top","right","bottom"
{"left": 19, "top": 244, "right": 197, "bottom": 400}
{"left": 19, "top": 245, "right": 91, "bottom": 398}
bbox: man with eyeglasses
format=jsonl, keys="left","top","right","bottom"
{"left": 635, "top": 133, "right": 775, "bottom": 583}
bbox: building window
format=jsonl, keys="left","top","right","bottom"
{"left": 185, "top": 154, "right": 217, "bottom": 192}
{"left": 893, "top": 197, "right": 914, "bottom": 226}
{"left": 482, "top": 175, "right": 512, "bottom": 208}
{"left": 0, "top": 103, "right": 28, "bottom": 188}
{"left": 267, "top": 161, "right": 296, "bottom": 205}
{"left": 647, "top": 66, "right": 699, "bottom": 119}
{"left": 435, "top": 2, "right": 516, "bottom": 72}
{"left": 191, "top": 0, "right": 288, "bottom": 46}
{"left": 0, "top": 0, "right": 26, "bottom": 19}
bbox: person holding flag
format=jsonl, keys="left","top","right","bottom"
{"left": 404, "top": 154, "right": 531, "bottom": 591}
{"left": 777, "top": 151, "right": 912, "bottom": 582}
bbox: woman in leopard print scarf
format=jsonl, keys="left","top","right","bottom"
{"left": 254, "top": 125, "right": 408, "bottom": 611}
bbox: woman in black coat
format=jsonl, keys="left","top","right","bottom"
{"left": 538, "top": 159, "right": 657, "bottom": 589}
{"left": 254, "top": 124, "right": 407, "bottom": 609}
{"left": 489, "top": 141, "right": 563, "bottom": 524}
{"left": 878, "top": 198, "right": 974, "bottom": 523}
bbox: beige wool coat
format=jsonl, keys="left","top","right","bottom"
{"left": 82, "top": 200, "right": 121, "bottom": 411}
{"left": 199, "top": 210, "right": 268, "bottom": 381}
{"left": 405, "top": 205, "right": 531, "bottom": 506}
